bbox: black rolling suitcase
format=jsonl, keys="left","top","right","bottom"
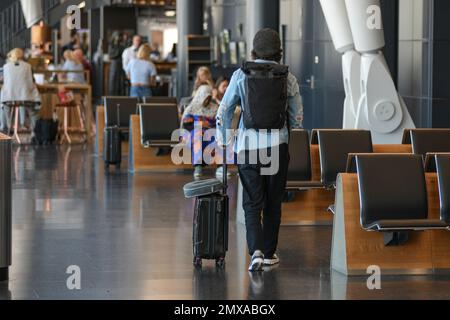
{"left": 183, "top": 149, "right": 229, "bottom": 269}
{"left": 103, "top": 126, "right": 121, "bottom": 169}
{"left": 103, "top": 102, "right": 122, "bottom": 169}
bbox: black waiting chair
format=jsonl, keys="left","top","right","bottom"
{"left": 143, "top": 97, "right": 178, "bottom": 105}
{"left": 286, "top": 130, "right": 323, "bottom": 190}
{"left": 104, "top": 97, "right": 139, "bottom": 131}
{"left": 424, "top": 152, "right": 444, "bottom": 173}
{"left": 310, "top": 129, "right": 319, "bottom": 145}
{"left": 318, "top": 130, "right": 373, "bottom": 189}
{"left": 435, "top": 154, "right": 450, "bottom": 225}
{"left": 311, "top": 129, "right": 367, "bottom": 145}
{"left": 407, "top": 129, "right": 450, "bottom": 171}
{"left": 316, "top": 130, "right": 373, "bottom": 215}
{"left": 401, "top": 129, "right": 413, "bottom": 145}
{"left": 139, "top": 103, "right": 180, "bottom": 148}
{"left": 410, "top": 129, "right": 450, "bottom": 158}
{"left": 356, "top": 154, "right": 448, "bottom": 245}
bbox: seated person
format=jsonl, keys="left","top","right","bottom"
{"left": 192, "top": 66, "right": 213, "bottom": 97}
{"left": 0, "top": 48, "right": 41, "bottom": 142}
{"left": 213, "top": 77, "right": 230, "bottom": 104}
{"left": 62, "top": 50, "right": 86, "bottom": 84}
{"left": 181, "top": 85, "right": 219, "bottom": 178}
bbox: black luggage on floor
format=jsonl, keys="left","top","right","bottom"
{"left": 34, "top": 119, "right": 58, "bottom": 145}
{"left": 192, "top": 192, "right": 229, "bottom": 267}
{"left": 103, "top": 126, "right": 121, "bottom": 169}
{"left": 183, "top": 150, "right": 229, "bottom": 268}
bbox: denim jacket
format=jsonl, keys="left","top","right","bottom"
{"left": 216, "top": 60, "right": 303, "bottom": 153}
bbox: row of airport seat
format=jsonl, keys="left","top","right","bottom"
{"left": 287, "top": 128, "right": 450, "bottom": 217}
{"left": 356, "top": 154, "right": 450, "bottom": 245}
{"left": 103, "top": 96, "right": 179, "bottom": 148}
{"left": 288, "top": 128, "right": 450, "bottom": 189}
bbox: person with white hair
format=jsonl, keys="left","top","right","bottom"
{"left": 0, "top": 48, "right": 41, "bottom": 139}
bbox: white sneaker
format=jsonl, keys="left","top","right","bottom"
{"left": 264, "top": 254, "right": 280, "bottom": 266}
{"left": 248, "top": 250, "right": 264, "bottom": 272}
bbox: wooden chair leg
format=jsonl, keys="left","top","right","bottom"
{"left": 76, "top": 105, "right": 86, "bottom": 143}
{"left": 14, "top": 107, "right": 21, "bottom": 144}
{"left": 7, "top": 106, "right": 14, "bottom": 136}
{"left": 76, "top": 105, "right": 86, "bottom": 131}
{"left": 64, "top": 107, "right": 72, "bottom": 145}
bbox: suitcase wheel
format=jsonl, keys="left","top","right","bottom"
{"left": 216, "top": 258, "right": 226, "bottom": 269}
{"left": 193, "top": 257, "right": 202, "bottom": 268}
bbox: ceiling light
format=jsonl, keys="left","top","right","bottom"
{"left": 165, "top": 10, "right": 176, "bottom": 17}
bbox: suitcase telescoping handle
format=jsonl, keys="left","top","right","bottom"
{"left": 222, "top": 143, "right": 227, "bottom": 194}
{"left": 116, "top": 103, "right": 121, "bottom": 128}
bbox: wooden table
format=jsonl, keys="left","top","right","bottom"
{"left": 37, "top": 83, "right": 94, "bottom": 142}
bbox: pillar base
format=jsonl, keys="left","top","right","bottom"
{"left": 0, "top": 267, "right": 9, "bottom": 282}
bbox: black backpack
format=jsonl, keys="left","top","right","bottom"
{"left": 241, "top": 61, "right": 289, "bottom": 130}
{"left": 34, "top": 119, "right": 59, "bottom": 145}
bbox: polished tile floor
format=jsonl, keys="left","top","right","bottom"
{"left": 1, "top": 145, "right": 450, "bottom": 300}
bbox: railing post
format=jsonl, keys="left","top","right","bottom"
{"left": 0, "top": 134, "right": 12, "bottom": 282}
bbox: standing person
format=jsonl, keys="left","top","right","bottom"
{"left": 107, "top": 32, "right": 125, "bottom": 95}
{"left": 166, "top": 43, "right": 177, "bottom": 62}
{"left": 122, "top": 35, "right": 142, "bottom": 72}
{"left": 216, "top": 29, "right": 304, "bottom": 272}
{"left": 73, "top": 49, "right": 92, "bottom": 84}
{"left": 0, "top": 48, "right": 41, "bottom": 142}
{"left": 62, "top": 50, "right": 86, "bottom": 84}
{"left": 62, "top": 30, "right": 81, "bottom": 53}
{"left": 125, "top": 44, "right": 157, "bottom": 99}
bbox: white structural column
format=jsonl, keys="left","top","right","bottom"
{"left": 346, "top": 0, "right": 415, "bottom": 144}
{"left": 320, "top": 0, "right": 416, "bottom": 143}
{"left": 176, "top": 0, "right": 204, "bottom": 98}
{"left": 319, "top": 0, "right": 361, "bottom": 130}
{"left": 246, "top": 0, "right": 280, "bottom": 57}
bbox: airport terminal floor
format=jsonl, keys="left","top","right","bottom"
{"left": 2, "top": 144, "right": 450, "bottom": 300}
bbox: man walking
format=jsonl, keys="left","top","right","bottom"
{"left": 217, "top": 28, "right": 303, "bottom": 272}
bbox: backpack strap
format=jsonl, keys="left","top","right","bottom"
{"left": 241, "top": 60, "right": 289, "bottom": 76}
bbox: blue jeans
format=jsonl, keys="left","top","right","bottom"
{"left": 130, "top": 86, "right": 152, "bottom": 99}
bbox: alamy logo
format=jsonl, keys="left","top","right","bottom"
{"left": 170, "top": 124, "right": 281, "bottom": 176}
{"left": 66, "top": 5, "right": 81, "bottom": 30}
{"left": 366, "top": 265, "right": 381, "bottom": 290}
{"left": 366, "top": 5, "right": 382, "bottom": 30}
{"left": 66, "top": 265, "right": 81, "bottom": 290}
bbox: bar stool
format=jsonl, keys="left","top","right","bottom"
{"left": 56, "top": 91, "right": 86, "bottom": 145}
{"left": 3, "top": 100, "right": 37, "bottom": 144}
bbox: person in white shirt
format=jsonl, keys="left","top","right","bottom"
{"left": 0, "top": 48, "right": 41, "bottom": 138}
{"left": 122, "top": 35, "right": 142, "bottom": 72}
